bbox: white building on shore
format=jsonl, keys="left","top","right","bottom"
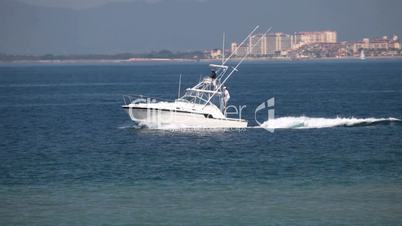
{"left": 293, "top": 31, "right": 337, "bottom": 48}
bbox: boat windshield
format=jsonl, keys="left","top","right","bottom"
{"left": 178, "top": 94, "right": 207, "bottom": 104}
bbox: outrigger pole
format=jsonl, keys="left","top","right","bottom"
{"left": 190, "top": 26, "right": 260, "bottom": 91}
{"left": 202, "top": 27, "right": 272, "bottom": 109}
{"left": 222, "top": 32, "right": 225, "bottom": 65}
{"left": 210, "top": 26, "right": 260, "bottom": 81}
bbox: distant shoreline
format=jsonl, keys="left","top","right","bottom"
{"left": 1, "top": 56, "right": 402, "bottom": 65}
{"left": 0, "top": 58, "right": 199, "bottom": 65}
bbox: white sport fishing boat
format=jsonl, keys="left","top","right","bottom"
{"left": 122, "top": 26, "right": 269, "bottom": 129}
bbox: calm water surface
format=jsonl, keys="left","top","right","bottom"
{"left": 1, "top": 60, "right": 402, "bottom": 225}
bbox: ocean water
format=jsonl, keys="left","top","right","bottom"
{"left": 1, "top": 60, "right": 402, "bottom": 225}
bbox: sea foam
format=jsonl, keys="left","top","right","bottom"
{"left": 260, "top": 116, "right": 400, "bottom": 129}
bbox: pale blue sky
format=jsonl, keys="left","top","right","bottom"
{"left": 1, "top": 0, "right": 401, "bottom": 54}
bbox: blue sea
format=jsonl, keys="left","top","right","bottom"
{"left": 1, "top": 60, "right": 402, "bottom": 225}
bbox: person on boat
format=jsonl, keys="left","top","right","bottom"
{"left": 210, "top": 70, "right": 218, "bottom": 89}
{"left": 223, "top": 86, "right": 230, "bottom": 109}
{"left": 210, "top": 70, "right": 217, "bottom": 79}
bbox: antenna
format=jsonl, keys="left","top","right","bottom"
{"left": 222, "top": 32, "right": 225, "bottom": 65}
{"left": 177, "top": 74, "right": 182, "bottom": 98}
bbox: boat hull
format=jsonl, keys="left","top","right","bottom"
{"left": 123, "top": 106, "right": 248, "bottom": 129}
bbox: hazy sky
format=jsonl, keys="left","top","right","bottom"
{"left": 19, "top": 0, "right": 174, "bottom": 9}
{"left": 1, "top": 0, "right": 402, "bottom": 54}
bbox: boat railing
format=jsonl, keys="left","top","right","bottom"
{"left": 122, "top": 94, "right": 172, "bottom": 105}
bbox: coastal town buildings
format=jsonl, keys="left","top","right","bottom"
{"left": 230, "top": 31, "right": 337, "bottom": 57}
{"left": 351, "top": 35, "right": 401, "bottom": 54}
{"left": 226, "top": 30, "right": 400, "bottom": 59}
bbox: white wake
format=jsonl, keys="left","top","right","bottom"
{"left": 260, "top": 116, "right": 400, "bottom": 129}
{"left": 123, "top": 117, "right": 400, "bottom": 131}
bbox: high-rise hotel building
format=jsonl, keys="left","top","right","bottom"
{"left": 267, "top": 33, "right": 292, "bottom": 54}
